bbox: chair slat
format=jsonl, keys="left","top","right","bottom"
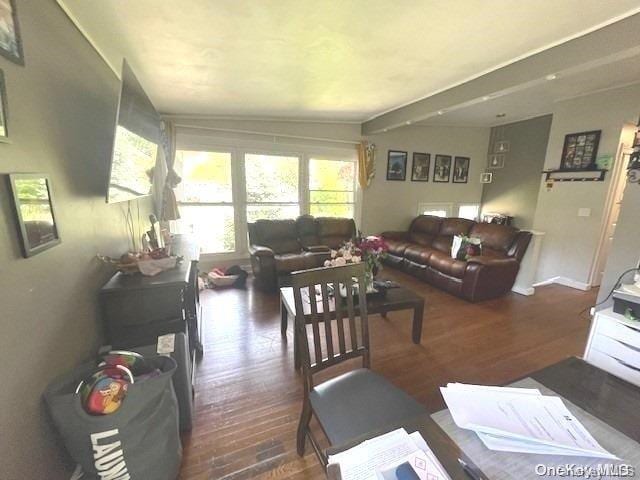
{"left": 333, "top": 280, "right": 347, "bottom": 355}
{"left": 344, "top": 277, "right": 358, "bottom": 352}
{"left": 307, "top": 284, "right": 323, "bottom": 366}
{"left": 357, "top": 280, "right": 370, "bottom": 367}
{"left": 320, "top": 282, "right": 334, "bottom": 360}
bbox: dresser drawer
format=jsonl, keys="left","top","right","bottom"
{"left": 596, "top": 314, "right": 640, "bottom": 349}
{"left": 586, "top": 348, "right": 640, "bottom": 387}
{"left": 591, "top": 334, "right": 640, "bottom": 369}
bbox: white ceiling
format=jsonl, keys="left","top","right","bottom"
{"left": 59, "top": 0, "right": 640, "bottom": 123}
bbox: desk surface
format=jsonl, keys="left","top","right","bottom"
{"left": 101, "top": 234, "right": 200, "bottom": 292}
{"left": 327, "top": 357, "right": 640, "bottom": 479}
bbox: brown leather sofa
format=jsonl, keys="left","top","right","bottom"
{"left": 381, "top": 216, "right": 532, "bottom": 302}
{"left": 248, "top": 215, "right": 356, "bottom": 290}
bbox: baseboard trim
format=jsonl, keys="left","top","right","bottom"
{"left": 533, "top": 276, "right": 591, "bottom": 291}
{"left": 512, "top": 285, "right": 535, "bottom": 296}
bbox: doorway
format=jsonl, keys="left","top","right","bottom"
{"left": 590, "top": 126, "right": 635, "bottom": 287}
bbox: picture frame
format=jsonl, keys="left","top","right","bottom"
{"left": 7, "top": 173, "right": 61, "bottom": 257}
{"left": 0, "top": 0, "right": 24, "bottom": 65}
{"left": 433, "top": 154, "right": 452, "bottom": 183}
{"left": 488, "top": 154, "right": 504, "bottom": 169}
{"left": 480, "top": 172, "right": 493, "bottom": 184}
{"left": 453, "top": 156, "right": 470, "bottom": 183}
{"left": 410, "top": 152, "right": 430, "bottom": 182}
{"left": 386, "top": 150, "right": 407, "bottom": 181}
{"left": 0, "top": 69, "right": 9, "bottom": 141}
{"left": 495, "top": 140, "right": 510, "bottom": 153}
{"left": 559, "top": 130, "right": 601, "bottom": 171}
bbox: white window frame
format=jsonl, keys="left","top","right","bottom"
{"left": 457, "top": 203, "right": 481, "bottom": 221}
{"left": 417, "top": 202, "right": 454, "bottom": 218}
{"left": 308, "top": 154, "right": 358, "bottom": 221}
{"left": 175, "top": 131, "right": 360, "bottom": 261}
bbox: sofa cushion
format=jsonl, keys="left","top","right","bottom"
{"left": 404, "top": 244, "right": 436, "bottom": 265}
{"left": 254, "top": 219, "right": 301, "bottom": 254}
{"left": 408, "top": 232, "right": 435, "bottom": 246}
{"left": 428, "top": 251, "right": 467, "bottom": 278}
{"left": 431, "top": 235, "right": 453, "bottom": 253}
{"left": 317, "top": 217, "right": 354, "bottom": 237}
{"left": 439, "top": 218, "right": 475, "bottom": 236}
{"left": 274, "top": 252, "right": 318, "bottom": 273}
{"left": 296, "top": 215, "right": 319, "bottom": 248}
{"left": 469, "top": 223, "right": 518, "bottom": 253}
{"left": 386, "top": 238, "right": 412, "bottom": 256}
{"left": 409, "top": 215, "right": 442, "bottom": 235}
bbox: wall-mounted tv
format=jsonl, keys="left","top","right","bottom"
{"left": 106, "top": 59, "right": 161, "bottom": 203}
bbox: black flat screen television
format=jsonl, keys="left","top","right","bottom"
{"left": 106, "top": 59, "right": 161, "bottom": 203}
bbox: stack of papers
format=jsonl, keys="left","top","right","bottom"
{"left": 440, "top": 383, "right": 618, "bottom": 459}
{"left": 327, "top": 428, "right": 451, "bottom": 480}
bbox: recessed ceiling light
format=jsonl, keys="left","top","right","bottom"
{"left": 437, "top": 110, "right": 444, "bottom": 115}
{"left": 482, "top": 96, "right": 490, "bottom": 101}
{"left": 405, "top": 120, "right": 412, "bottom": 125}
{"left": 546, "top": 74, "right": 557, "bottom": 80}
{"left": 383, "top": 128, "right": 388, "bottom": 132}
{"left": 496, "top": 113, "right": 506, "bottom": 118}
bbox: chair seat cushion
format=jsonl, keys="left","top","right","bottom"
{"left": 309, "top": 369, "right": 426, "bottom": 445}
{"left": 274, "top": 252, "right": 317, "bottom": 273}
{"left": 428, "top": 251, "right": 467, "bottom": 278}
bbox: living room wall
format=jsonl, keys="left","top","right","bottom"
{"left": 0, "top": 1, "right": 153, "bottom": 478}
{"left": 361, "top": 125, "right": 490, "bottom": 234}
{"left": 532, "top": 83, "right": 640, "bottom": 287}
{"left": 481, "top": 115, "right": 552, "bottom": 229}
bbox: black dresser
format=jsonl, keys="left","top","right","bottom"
{"left": 99, "top": 235, "right": 202, "bottom": 356}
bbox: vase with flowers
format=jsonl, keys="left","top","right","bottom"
{"left": 323, "top": 233, "right": 388, "bottom": 295}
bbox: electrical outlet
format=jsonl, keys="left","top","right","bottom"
{"left": 590, "top": 307, "right": 595, "bottom": 316}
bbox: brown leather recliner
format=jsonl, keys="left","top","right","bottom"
{"left": 248, "top": 216, "right": 356, "bottom": 290}
{"left": 381, "top": 216, "right": 532, "bottom": 302}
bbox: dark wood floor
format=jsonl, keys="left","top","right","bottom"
{"left": 179, "top": 268, "right": 597, "bottom": 480}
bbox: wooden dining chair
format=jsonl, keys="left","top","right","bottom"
{"left": 291, "top": 263, "right": 426, "bottom": 467}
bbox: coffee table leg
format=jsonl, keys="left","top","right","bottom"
{"left": 281, "top": 300, "right": 288, "bottom": 337}
{"left": 412, "top": 302, "right": 424, "bottom": 344}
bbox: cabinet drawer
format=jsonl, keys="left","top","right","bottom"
{"left": 586, "top": 348, "right": 640, "bottom": 388}
{"left": 596, "top": 314, "right": 640, "bottom": 349}
{"left": 591, "top": 334, "right": 640, "bottom": 369}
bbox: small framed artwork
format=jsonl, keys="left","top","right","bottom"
{"left": 0, "top": 0, "right": 24, "bottom": 65}
{"left": 0, "top": 69, "right": 8, "bottom": 141}
{"left": 8, "top": 173, "right": 61, "bottom": 257}
{"left": 480, "top": 172, "right": 493, "bottom": 184}
{"left": 386, "top": 150, "right": 407, "bottom": 181}
{"left": 453, "top": 156, "right": 470, "bottom": 183}
{"left": 560, "top": 130, "right": 601, "bottom": 171}
{"left": 495, "top": 140, "right": 510, "bottom": 153}
{"left": 433, "top": 154, "right": 452, "bottom": 183}
{"left": 411, "top": 152, "right": 430, "bottom": 182}
{"left": 488, "top": 154, "right": 504, "bottom": 169}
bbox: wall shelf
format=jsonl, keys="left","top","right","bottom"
{"left": 542, "top": 169, "right": 607, "bottom": 182}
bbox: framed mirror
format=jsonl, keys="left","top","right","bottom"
{"left": 8, "top": 173, "right": 61, "bottom": 257}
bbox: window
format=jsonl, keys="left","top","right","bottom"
{"left": 309, "top": 158, "right": 356, "bottom": 218}
{"left": 174, "top": 150, "right": 235, "bottom": 254}
{"left": 245, "top": 153, "right": 300, "bottom": 222}
{"left": 458, "top": 204, "right": 481, "bottom": 221}
{"left": 418, "top": 203, "right": 453, "bottom": 218}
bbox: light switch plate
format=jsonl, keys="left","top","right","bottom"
{"left": 578, "top": 208, "right": 591, "bottom": 217}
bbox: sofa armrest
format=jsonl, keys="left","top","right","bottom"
{"left": 463, "top": 256, "right": 520, "bottom": 302}
{"left": 380, "top": 231, "right": 408, "bottom": 241}
{"left": 248, "top": 244, "right": 275, "bottom": 258}
{"left": 507, "top": 231, "right": 533, "bottom": 262}
{"left": 303, "top": 245, "right": 331, "bottom": 253}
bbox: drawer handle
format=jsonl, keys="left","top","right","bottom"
{"left": 610, "top": 355, "right": 640, "bottom": 373}
{"left": 613, "top": 338, "right": 640, "bottom": 353}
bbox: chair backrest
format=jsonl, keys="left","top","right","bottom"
{"left": 290, "top": 263, "right": 370, "bottom": 388}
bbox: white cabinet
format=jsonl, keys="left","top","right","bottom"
{"left": 584, "top": 307, "right": 640, "bottom": 387}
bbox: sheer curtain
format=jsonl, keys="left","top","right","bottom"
{"left": 160, "top": 121, "right": 181, "bottom": 221}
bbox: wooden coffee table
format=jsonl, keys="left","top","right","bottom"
{"left": 280, "top": 285, "right": 425, "bottom": 369}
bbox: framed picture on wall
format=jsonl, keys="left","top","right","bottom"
{"left": 560, "top": 130, "right": 601, "bottom": 171}
{"left": 488, "top": 154, "right": 504, "bottom": 169}
{"left": 453, "top": 156, "right": 470, "bottom": 183}
{"left": 0, "top": 69, "right": 8, "bottom": 141}
{"left": 0, "top": 0, "right": 24, "bottom": 65}
{"left": 433, "top": 154, "right": 451, "bottom": 182}
{"left": 386, "top": 150, "right": 407, "bottom": 181}
{"left": 411, "top": 152, "right": 430, "bottom": 182}
{"left": 7, "top": 173, "right": 61, "bottom": 257}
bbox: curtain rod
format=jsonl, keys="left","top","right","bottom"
{"left": 173, "top": 123, "right": 362, "bottom": 146}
